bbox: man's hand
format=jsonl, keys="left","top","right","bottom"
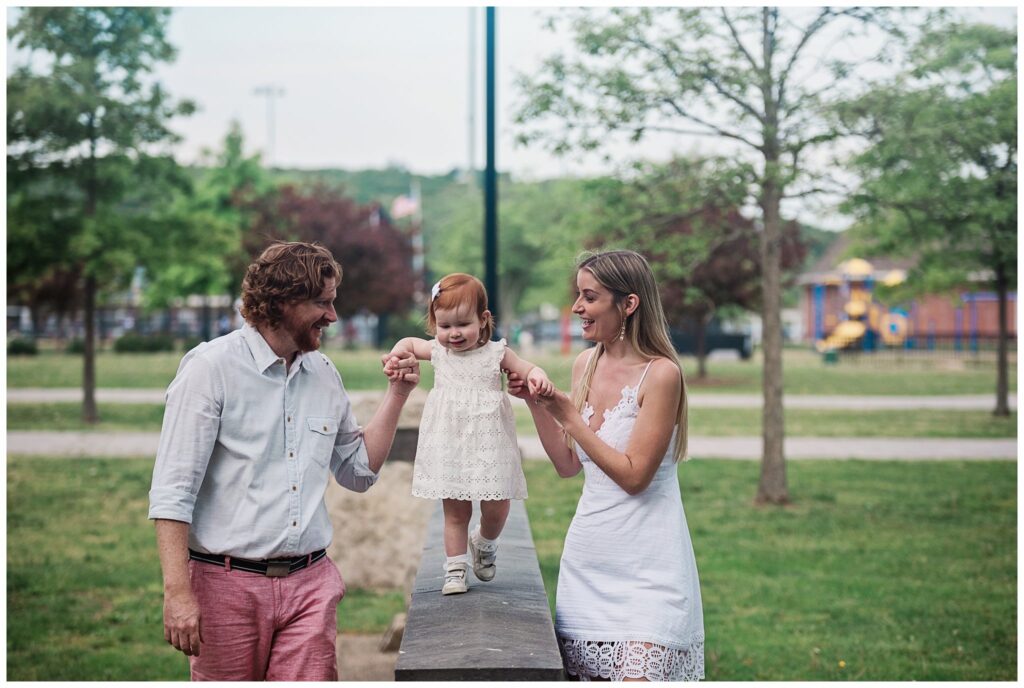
{"left": 163, "top": 586, "right": 202, "bottom": 656}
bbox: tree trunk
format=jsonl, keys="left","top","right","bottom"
{"left": 755, "top": 10, "right": 788, "bottom": 505}
{"left": 993, "top": 265, "right": 1010, "bottom": 417}
{"left": 376, "top": 312, "right": 390, "bottom": 348}
{"left": 82, "top": 274, "right": 99, "bottom": 424}
{"left": 756, "top": 175, "right": 788, "bottom": 505}
{"left": 82, "top": 117, "right": 100, "bottom": 424}
{"left": 30, "top": 303, "right": 43, "bottom": 339}
{"left": 201, "top": 297, "right": 212, "bottom": 342}
{"left": 696, "top": 318, "right": 708, "bottom": 379}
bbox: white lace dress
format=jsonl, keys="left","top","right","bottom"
{"left": 556, "top": 361, "right": 705, "bottom": 681}
{"left": 410, "top": 338, "right": 528, "bottom": 501}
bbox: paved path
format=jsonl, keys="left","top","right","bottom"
{"left": 520, "top": 436, "right": 1018, "bottom": 461}
{"left": 7, "top": 430, "right": 1016, "bottom": 461}
{"left": 7, "top": 388, "right": 1017, "bottom": 411}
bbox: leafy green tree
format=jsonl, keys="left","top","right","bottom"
{"left": 7, "top": 7, "right": 194, "bottom": 422}
{"left": 142, "top": 122, "right": 269, "bottom": 341}
{"left": 588, "top": 157, "right": 806, "bottom": 379}
{"left": 243, "top": 183, "right": 416, "bottom": 343}
{"left": 425, "top": 178, "right": 595, "bottom": 326}
{"left": 515, "top": 6, "right": 902, "bottom": 504}
{"left": 837, "top": 20, "right": 1017, "bottom": 416}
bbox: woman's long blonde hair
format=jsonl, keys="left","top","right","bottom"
{"left": 569, "top": 250, "right": 689, "bottom": 462}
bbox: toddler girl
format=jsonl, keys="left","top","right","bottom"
{"left": 383, "top": 272, "right": 553, "bottom": 595}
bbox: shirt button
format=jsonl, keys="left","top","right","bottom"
{"left": 322, "top": 425, "right": 328, "bottom": 432}
{"left": 287, "top": 416, "right": 292, "bottom": 423}
{"left": 292, "top": 485, "right": 297, "bottom": 492}
{"left": 289, "top": 451, "right": 294, "bottom": 458}
{"left": 292, "top": 521, "right": 297, "bottom": 527}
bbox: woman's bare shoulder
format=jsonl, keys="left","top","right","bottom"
{"left": 641, "top": 357, "right": 682, "bottom": 395}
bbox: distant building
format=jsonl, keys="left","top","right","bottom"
{"left": 798, "top": 234, "right": 1016, "bottom": 350}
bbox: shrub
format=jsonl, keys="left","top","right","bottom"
{"left": 113, "top": 333, "right": 175, "bottom": 353}
{"left": 180, "top": 336, "right": 204, "bottom": 352}
{"left": 66, "top": 338, "right": 86, "bottom": 354}
{"left": 7, "top": 337, "right": 38, "bottom": 356}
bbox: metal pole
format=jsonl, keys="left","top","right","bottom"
{"left": 484, "top": 6, "right": 499, "bottom": 332}
{"left": 468, "top": 7, "right": 477, "bottom": 182}
{"left": 253, "top": 84, "right": 285, "bottom": 167}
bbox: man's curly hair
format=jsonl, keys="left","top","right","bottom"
{"left": 240, "top": 242, "right": 342, "bottom": 330}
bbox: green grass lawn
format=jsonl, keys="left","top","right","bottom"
{"left": 7, "top": 454, "right": 1015, "bottom": 680}
{"left": 523, "top": 460, "right": 1016, "bottom": 681}
{"left": 7, "top": 347, "right": 1015, "bottom": 395}
{"left": 5, "top": 456, "right": 405, "bottom": 681}
{"left": 8, "top": 402, "right": 1017, "bottom": 439}
{"left": 7, "top": 403, "right": 169, "bottom": 432}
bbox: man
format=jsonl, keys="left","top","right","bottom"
{"left": 149, "top": 241, "right": 418, "bottom": 680}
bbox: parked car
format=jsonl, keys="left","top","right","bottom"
{"left": 670, "top": 328, "right": 753, "bottom": 360}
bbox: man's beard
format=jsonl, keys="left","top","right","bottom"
{"left": 283, "top": 311, "right": 329, "bottom": 353}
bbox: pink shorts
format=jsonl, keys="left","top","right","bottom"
{"left": 187, "top": 555, "right": 346, "bottom": 681}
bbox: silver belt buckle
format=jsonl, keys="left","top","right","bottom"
{"left": 265, "top": 561, "right": 291, "bottom": 577}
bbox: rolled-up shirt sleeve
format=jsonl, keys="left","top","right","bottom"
{"left": 330, "top": 376, "right": 378, "bottom": 493}
{"left": 148, "top": 353, "right": 222, "bottom": 522}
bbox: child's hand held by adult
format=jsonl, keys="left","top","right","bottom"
{"left": 504, "top": 369, "right": 531, "bottom": 400}
{"left": 526, "top": 366, "right": 554, "bottom": 398}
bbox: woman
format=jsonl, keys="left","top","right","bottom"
{"left": 510, "top": 250, "right": 704, "bottom": 681}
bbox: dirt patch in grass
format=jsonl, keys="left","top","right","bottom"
{"left": 324, "top": 458, "right": 433, "bottom": 591}
{"left": 337, "top": 633, "right": 400, "bottom": 680}
{"left": 324, "top": 447, "right": 434, "bottom": 681}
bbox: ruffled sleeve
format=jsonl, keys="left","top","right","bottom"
{"left": 492, "top": 338, "right": 509, "bottom": 366}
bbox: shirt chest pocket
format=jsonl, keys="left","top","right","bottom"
{"left": 306, "top": 417, "right": 339, "bottom": 466}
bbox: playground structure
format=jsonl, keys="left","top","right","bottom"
{"left": 800, "top": 249, "right": 1017, "bottom": 356}
{"left": 811, "top": 258, "right": 910, "bottom": 352}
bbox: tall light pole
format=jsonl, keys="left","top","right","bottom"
{"left": 484, "top": 6, "right": 498, "bottom": 333}
{"left": 253, "top": 84, "right": 285, "bottom": 168}
{"left": 467, "top": 7, "right": 477, "bottom": 183}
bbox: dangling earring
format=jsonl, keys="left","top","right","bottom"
{"left": 618, "top": 316, "right": 627, "bottom": 342}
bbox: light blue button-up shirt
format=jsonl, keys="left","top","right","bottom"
{"left": 148, "top": 323, "right": 378, "bottom": 559}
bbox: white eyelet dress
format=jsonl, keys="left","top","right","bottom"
{"left": 556, "top": 360, "right": 705, "bottom": 681}
{"left": 410, "top": 338, "right": 528, "bottom": 501}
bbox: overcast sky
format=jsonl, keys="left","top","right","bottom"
{"left": 7, "top": 3, "right": 1018, "bottom": 229}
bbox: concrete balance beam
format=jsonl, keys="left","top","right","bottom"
{"left": 395, "top": 500, "right": 565, "bottom": 681}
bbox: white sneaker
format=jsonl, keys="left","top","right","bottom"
{"left": 442, "top": 562, "right": 468, "bottom": 595}
{"left": 469, "top": 528, "right": 497, "bottom": 582}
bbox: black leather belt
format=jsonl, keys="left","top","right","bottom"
{"left": 188, "top": 548, "right": 327, "bottom": 577}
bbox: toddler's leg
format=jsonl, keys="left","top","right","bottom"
{"left": 479, "top": 498, "right": 510, "bottom": 540}
{"left": 440, "top": 499, "right": 471, "bottom": 595}
{"left": 471, "top": 499, "right": 509, "bottom": 582}
{"left": 441, "top": 499, "right": 472, "bottom": 557}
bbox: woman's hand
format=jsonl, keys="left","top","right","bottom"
{"left": 532, "top": 387, "right": 576, "bottom": 425}
{"left": 527, "top": 367, "right": 555, "bottom": 397}
{"left": 507, "top": 369, "right": 574, "bottom": 422}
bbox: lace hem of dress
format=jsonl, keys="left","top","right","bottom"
{"left": 559, "top": 636, "right": 705, "bottom": 682}
{"left": 411, "top": 489, "right": 528, "bottom": 501}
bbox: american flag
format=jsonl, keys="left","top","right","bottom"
{"left": 390, "top": 194, "right": 419, "bottom": 219}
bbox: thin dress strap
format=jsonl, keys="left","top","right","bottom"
{"left": 636, "top": 359, "right": 656, "bottom": 392}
